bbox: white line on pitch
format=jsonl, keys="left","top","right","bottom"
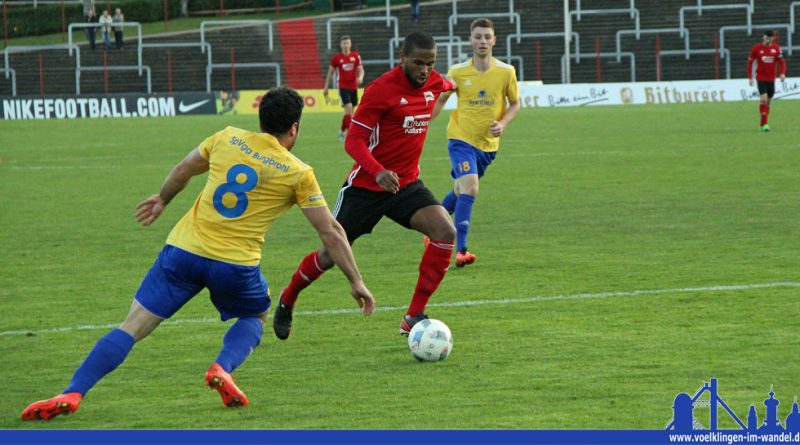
{"left": 1, "top": 281, "right": 798, "bottom": 337}
{"left": 0, "top": 150, "right": 657, "bottom": 171}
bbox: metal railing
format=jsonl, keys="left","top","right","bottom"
{"left": 435, "top": 40, "right": 472, "bottom": 69}
{"left": 1, "top": 68, "right": 17, "bottom": 96}
{"left": 4, "top": 44, "right": 76, "bottom": 77}
{"left": 327, "top": 16, "right": 398, "bottom": 51}
{"left": 560, "top": 52, "right": 636, "bottom": 83}
{"left": 68, "top": 22, "right": 142, "bottom": 74}
{"left": 451, "top": 0, "right": 515, "bottom": 24}
{"left": 200, "top": 20, "right": 273, "bottom": 52}
{"left": 679, "top": 5, "right": 752, "bottom": 38}
{"left": 141, "top": 42, "right": 213, "bottom": 92}
{"left": 575, "top": 0, "right": 636, "bottom": 21}
{"left": 6, "top": 0, "right": 79, "bottom": 6}
{"left": 615, "top": 28, "right": 690, "bottom": 62}
{"left": 449, "top": 13, "right": 521, "bottom": 44}
{"left": 719, "top": 24, "right": 793, "bottom": 58}
{"left": 388, "top": 35, "right": 464, "bottom": 67}
{"left": 207, "top": 62, "right": 281, "bottom": 88}
{"left": 360, "top": 58, "right": 395, "bottom": 72}
{"left": 695, "top": 0, "right": 753, "bottom": 15}
{"left": 3, "top": 45, "right": 80, "bottom": 95}
{"left": 657, "top": 48, "right": 731, "bottom": 79}
{"left": 77, "top": 65, "right": 152, "bottom": 94}
{"left": 506, "top": 32, "right": 581, "bottom": 64}
{"left": 571, "top": 8, "right": 640, "bottom": 39}
{"left": 791, "top": 2, "right": 800, "bottom": 34}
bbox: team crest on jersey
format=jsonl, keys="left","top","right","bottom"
{"left": 423, "top": 91, "right": 435, "bottom": 105}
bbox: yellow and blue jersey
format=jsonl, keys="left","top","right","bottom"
{"left": 166, "top": 126, "right": 327, "bottom": 266}
{"left": 446, "top": 57, "right": 519, "bottom": 152}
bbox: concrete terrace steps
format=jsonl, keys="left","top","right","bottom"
{"left": 0, "top": 0, "right": 797, "bottom": 95}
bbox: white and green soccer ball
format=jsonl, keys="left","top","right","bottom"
{"left": 407, "top": 319, "right": 453, "bottom": 362}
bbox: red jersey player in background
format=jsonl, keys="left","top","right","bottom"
{"left": 747, "top": 30, "right": 787, "bottom": 132}
{"left": 274, "top": 31, "right": 458, "bottom": 339}
{"left": 324, "top": 35, "right": 364, "bottom": 142}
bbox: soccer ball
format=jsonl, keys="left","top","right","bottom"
{"left": 407, "top": 319, "right": 453, "bottom": 362}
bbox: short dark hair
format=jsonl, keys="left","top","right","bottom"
{"left": 470, "top": 18, "right": 494, "bottom": 32}
{"left": 401, "top": 31, "right": 435, "bottom": 55}
{"left": 258, "top": 86, "right": 304, "bottom": 136}
{"left": 764, "top": 30, "right": 775, "bottom": 37}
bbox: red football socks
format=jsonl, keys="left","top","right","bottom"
{"left": 407, "top": 240, "right": 454, "bottom": 317}
{"left": 341, "top": 114, "right": 352, "bottom": 132}
{"left": 281, "top": 251, "right": 326, "bottom": 306}
{"left": 760, "top": 104, "right": 769, "bottom": 126}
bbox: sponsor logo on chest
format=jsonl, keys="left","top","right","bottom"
{"left": 402, "top": 114, "right": 431, "bottom": 134}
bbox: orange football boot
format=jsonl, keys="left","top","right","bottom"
{"left": 205, "top": 363, "right": 249, "bottom": 407}
{"left": 21, "top": 392, "right": 83, "bottom": 421}
{"left": 455, "top": 250, "right": 476, "bottom": 267}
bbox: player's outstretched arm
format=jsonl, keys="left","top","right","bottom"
{"left": 432, "top": 91, "right": 452, "bottom": 120}
{"left": 301, "top": 206, "right": 375, "bottom": 316}
{"left": 135, "top": 147, "right": 209, "bottom": 226}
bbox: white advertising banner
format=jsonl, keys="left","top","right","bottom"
{"left": 442, "top": 78, "right": 800, "bottom": 109}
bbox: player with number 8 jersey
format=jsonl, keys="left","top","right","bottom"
{"left": 166, "top": 126, "right": 325, "bottom": 266}
{"left": 20, "top": 87, "right": 374, "bottom": 421}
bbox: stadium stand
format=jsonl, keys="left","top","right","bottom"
{"left": 1, "top": 0, "right": 798, "bottom": 95}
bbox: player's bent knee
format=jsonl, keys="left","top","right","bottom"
{"left": 431, "top": 219, "right": 456, "bottom": 242}
{"left": 457, "top": 176, "right": 480, "bottom": 197}
{"left": 120, "top": 301, "right": 164, "bottom": 342}
{"left": 120, "top": 320, "right": 157, "bottom": 342}
{"left": 462, "top": 185, "right": 479, "bottom": 197}
{"left": 317, "top": 248, "right": 335, "bottom": 270}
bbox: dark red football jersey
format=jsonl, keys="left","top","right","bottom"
{"left": 330, "top": 51, "right": 362, "bottom": 89}
{"left": 747, "top": 43, "right": 786, "bottom": 81}
{"left": 343, "top": 65, "right": 454, "bottom": 192}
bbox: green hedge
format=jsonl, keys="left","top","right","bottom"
{"left": 2, "top": 4, "right": 83, "bottom": 38}
{"left": 1, "top": 0, "right": 183, "bottom": 38}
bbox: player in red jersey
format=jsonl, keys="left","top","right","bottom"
{"left": 324, "top": 35, "right": 364, "bottom": 142}
{"left": 747, "top": 30, "right": 787, "bottom": 132}
{"left": 274, "top": 32, "right": 457, "bottom": 339}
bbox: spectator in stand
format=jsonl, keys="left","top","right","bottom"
{"left": 99, "top": 10, "right": 113, "bottom": 51}
{"left": 113, "top": 9, "right": 124, "bottom": 49}
{"left": 410, "top": 0, "right": 421, "bottom": 23}
{"left": 85, "top": 9, "right": 98, "bottom": 50}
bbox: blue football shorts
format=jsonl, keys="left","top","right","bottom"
{"left": 448, "top": 139, "right": 497, "bottom": 180}
{"left": 134, "top": 245, "right": 270, "bottom": 321}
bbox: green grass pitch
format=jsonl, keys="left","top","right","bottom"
{"left": 1, "top": 101, "right": 798, "bottom": 429}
